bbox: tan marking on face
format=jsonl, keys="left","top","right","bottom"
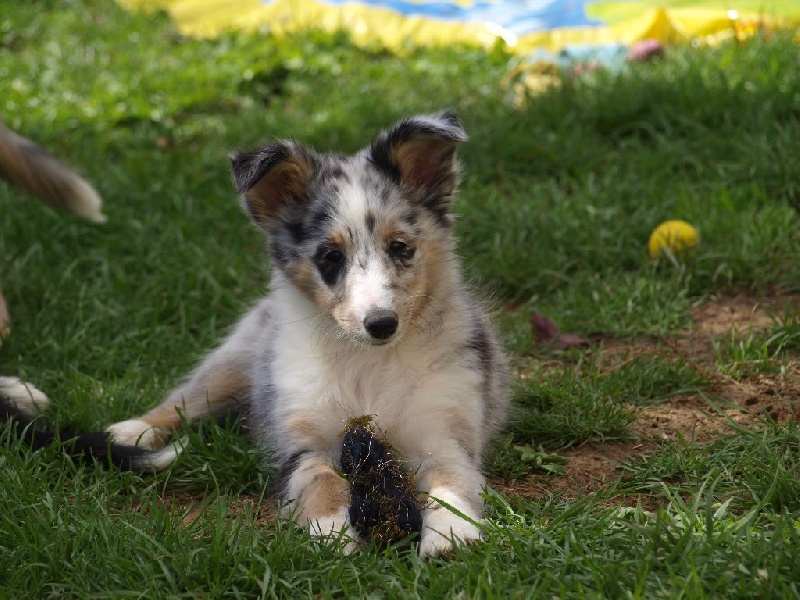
{"left": 378, "top": 219, "right": 417, "bottom": 247}
{"left": 297, "top": 464, "right": 350, "bottom": 521}
{"left": 285, "top": 256, "right": 343, "bottom": 333}
{"left": 286, "top": 258, "right": 314, "bottom": 294}
{"left": 329, "top": 227, "right": 351, "bottom": 252}
{"left": 311, "top": 286, "right": 338, "bottom": 317}
{"left": 407, "top": 236, "right": 448, "bottom": 322}
{"left": 330, "top": 303, "right": 361, "bottom": 337}
{"left": 378, "top": 221, "right": 398, "bottom": 246}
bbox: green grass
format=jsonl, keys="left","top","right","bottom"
{"left": 620, "top": 424, "right": 800, "bottom": 512}
{"left": 713, "top": 307, "right": 800, "bottom": 377}
{"left": 1, "top": 0, "right": 800, "bottom": 597}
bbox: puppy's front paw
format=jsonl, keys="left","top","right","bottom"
{"left": 106, "top": 419, "right": 164, "bottom": 450}
{"left": 419, "top": 509, "right": 482, "bottom": 558}
{"left": 308, "top": 508, "right": 361, "bottom": 554}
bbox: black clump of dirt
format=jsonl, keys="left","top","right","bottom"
{"left": 340, "top": 416, "right": 422, "bottom": 545}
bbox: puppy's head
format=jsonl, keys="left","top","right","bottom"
{"left": 230, "top": 111, "right": 467, "bottom": 345}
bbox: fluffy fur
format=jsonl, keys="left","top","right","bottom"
{"left": 0, "top": 122, "right": 106, "bottom": 336}
{"left": 1, "top": 112, "right": 509, "bottom": 557}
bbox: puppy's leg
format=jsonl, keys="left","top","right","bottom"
{"left": 415, "top": 444, "right": 486, "bottom": 558}
{"left": 282, "top": 451, "right": 359, "bottom": 553}
{"left": 107, "top": 300, "right": 269, "bottom": 449}
{"left": 0, "top": 281, "right": 9, "bottom": 337}
{"left": 107, "top": 357, "right": 250, "bottom": 449}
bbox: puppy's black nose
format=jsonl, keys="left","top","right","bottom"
{"left": 364, "top": 310, "right": 398, "bottom": 340}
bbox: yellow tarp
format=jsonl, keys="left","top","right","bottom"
{"left": 117, "top": 0, "right": 800, "bottom": 53}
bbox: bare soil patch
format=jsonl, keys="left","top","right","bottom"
{"left": 495, "top": 294, "right": 800, "bottom": 505}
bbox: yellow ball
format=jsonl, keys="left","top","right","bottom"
{"left": 648, "top": 220, "right": 699, "bottom": 259}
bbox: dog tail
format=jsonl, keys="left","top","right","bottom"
{"left": 0, "top": 122, "right": 106, "bottom": 223}
{"left": 0, "top": 377, "right": 183, "bottom": 471}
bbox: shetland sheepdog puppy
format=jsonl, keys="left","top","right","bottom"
{"left": 0, "top": 112, "right": 508, "bottom": 557}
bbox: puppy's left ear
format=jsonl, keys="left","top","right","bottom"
{"left": 367, "top": 111, "right": 467, "bottom": 225}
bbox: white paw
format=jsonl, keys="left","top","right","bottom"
{"left": 308, "top": 508, "right": 361, "bottom": 554}
{"left": 419, "top": 488, "right": 483, "bottom": 558}
{"left": 419, "top": 509, "right": 482, "bottom": 558}
{"left": 0, "top": 376, "right": 50, "bottom": 417}
{"left": 106, "top": 419, "right": 163, "bottom": 450}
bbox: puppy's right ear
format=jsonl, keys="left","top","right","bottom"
{"left": 230, "top": 142, "right": 314, "bottom": 230}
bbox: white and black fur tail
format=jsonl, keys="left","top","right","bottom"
{"left": 0, "top": 122, "right": 106, "bottom": 223}
{"left": 0, "top": 377, "right": 181, "bottom": 471}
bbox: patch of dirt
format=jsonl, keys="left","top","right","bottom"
{"left": 490, "top": 440, "right": 663, "bottom": 510}
{"left": 630, "top": 368, "right": 800, "bottom": 446}
{"left": 494, "top": 293, "right": 800, "bottom": 505}
{"left": 690, "top": 294, "right": 782, "bottom": 336}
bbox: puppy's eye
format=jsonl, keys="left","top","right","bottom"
{"left": 388, "top": 240, "right": 415, "bottom": 259}
{"left": 322, "top": 249, "right": 344, "bottom": 265}
{"left": 315, "top": 246, "right": 346, "bottom": 286}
